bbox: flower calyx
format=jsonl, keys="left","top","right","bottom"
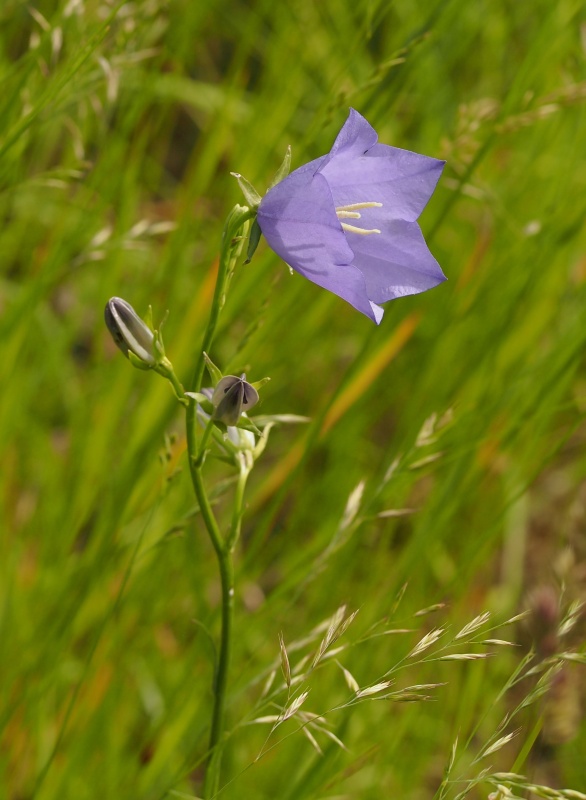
{"left": 232, "top": 145, "right": 292, "bottom": 264}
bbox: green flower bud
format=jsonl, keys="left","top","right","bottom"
{"left": 104, "top": 297, "right": 155, "bottom": 369}
{"left": 212, "top": 374, "right": 259, "bottom": 426}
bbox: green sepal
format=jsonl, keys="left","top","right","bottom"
{"left": 211, "top": 418, "right": 227, "bottom": 434}
{"left": 154, "top": 331, "right": 164, "bottom": 360}
{"left": 268, "top": 144, "right": 291, "bottom": 190}
{"left": 253, "top": 421, "right": 275, "bottom": 459}
{"left": 158, "top": 309, "right": 169, "bottom": 330}
{"left": 237, "top": 417, "right": 262, "bottom": 437}
{"left": 230, "top": 172, "right": 262, "bottom": 207}
{"left": 203, "top": 352, "right": 223, "bottom": 385}
{"left": 155, "top": 310, "right": 169, "bottom": 356}
{"left": 128, "top": 350, "right": 153, "bottom": 371}
{"left": 184, "top": 391, "right": 213, "bottom": 412}
{"left": 250, "top": 376, "right": 270, "bottom": 391}
{"left": 144, "top": 305, "right": 155, "bottom": 331}
{"left": 245, "top": 217, "right": 262, "bottom": 264}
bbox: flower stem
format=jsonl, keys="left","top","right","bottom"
{"left": 157, "top": 358, "right": 188, "bottom": 404}
{"left": 226, "top": 458, "right": 250, "bottom": 553}
{"left": 190, "top": 204, "right": 255, "bottom": 395}
{"left": 197, "top": 418, "right": 215, "bottom": 464}
{"left": 184, "top": 203, "right": 255, "bottom": 796}
{"left": 203, "top": 536, "right": 234, "bottom": 798}
{"left": 186, "top": 401, "right": 233, "bottom": 798}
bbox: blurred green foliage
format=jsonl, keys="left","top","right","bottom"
{"left": 1, "top": 0, "right": 586, "bottom": 797}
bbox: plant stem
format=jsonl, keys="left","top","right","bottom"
{"left": 157, "top": 358, "right": 187, "bottom": 404}
{"left": 226, "top": 458, "right": 250, "bottom": 553}
{"left": 184, "top": 203, "right": 255, "bottom": 796}
{"left": 203, "top": 532, "right": 234, "bottom": 798}
{"left": 186, "top": 402, "right": 233, "bottom": 798}
{"left": 190, "top": 204, "right": 255, "bottom": 395}
{"left": 197, "top": 418, "right": 215, "bottom": 464}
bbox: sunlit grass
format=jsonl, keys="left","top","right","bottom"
{"left": 1, "top": 0, "right": 586, "bottom": 797}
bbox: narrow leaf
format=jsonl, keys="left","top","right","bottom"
{"left": 230, "top": 172, "right": 262, "bottom": 206}
{"left": 268, "top": 144, "right": 292, "bottom": 189}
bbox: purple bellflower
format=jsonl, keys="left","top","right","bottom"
{"left": 256, "top": 109, "right": 446, "bottom": 323}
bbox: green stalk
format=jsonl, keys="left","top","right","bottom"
{"left": 185, "top": 438, "right": 234, "bottom": 798}
{"left": 202, "top": 532, "right": 234, "bottom": 797}
{"left": 226, "top": 458, "right": 251, "bottom": 553}
{"left": 184, "top": 203, "right": 255, "bottom": 797}
{"left": 190, "top": 204, "right": 255, "bottom": 395}
{"left": 196, "top": 418, "right": 215, "bottom": 465}
{"left": 156, "top": 357, "right": 188, "bottom": 405}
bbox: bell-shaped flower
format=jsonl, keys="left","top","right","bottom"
{"left": 256, "top": 108, "right": 446, "bottom": 323}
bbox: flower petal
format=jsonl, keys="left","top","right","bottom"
{"left": 258, "top": 171, "right": 381, "bottom": 322}
{"left": 323, "top": 145, "right": 445, "bottom": 222}
{"left": 327, "top": 108, "right": 378, "bottom": 159}
{"left": 257, "top": 108, "right": 445, "bottom": 322}
{"left": 346, "top": 218, "right": 447, "bottom": 303}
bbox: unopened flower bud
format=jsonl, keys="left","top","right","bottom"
{"left": 104, "top": 297, "right": 156, "bottom": 369}
{"left": 212, "top": 374, "right": 259, "bottom": 426}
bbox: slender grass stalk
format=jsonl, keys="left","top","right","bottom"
{"left": 31, "top": 504, "right": 159, "bottom": 796}
{"left": 184, "top": 204, "right": 254, "bottom": 796}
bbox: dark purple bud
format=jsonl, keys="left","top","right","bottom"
{"left": 104, "top": 297, "right": 155, "bottom": 367}
{"left": 211, "top": 374, "right": 259, "bottom": 426}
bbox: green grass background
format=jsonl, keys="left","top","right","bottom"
{"left": 1, "top": 0, "right": 586, "bottom": 797}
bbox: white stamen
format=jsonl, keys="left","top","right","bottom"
{"left": 341, "top": 222, "right": 381, "bottom": 236}
{"left": 336, "top": 202, "right": 383, "bottom": 211}
{"left": 335, "top": 201, "right": 382, "bottom": 236}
